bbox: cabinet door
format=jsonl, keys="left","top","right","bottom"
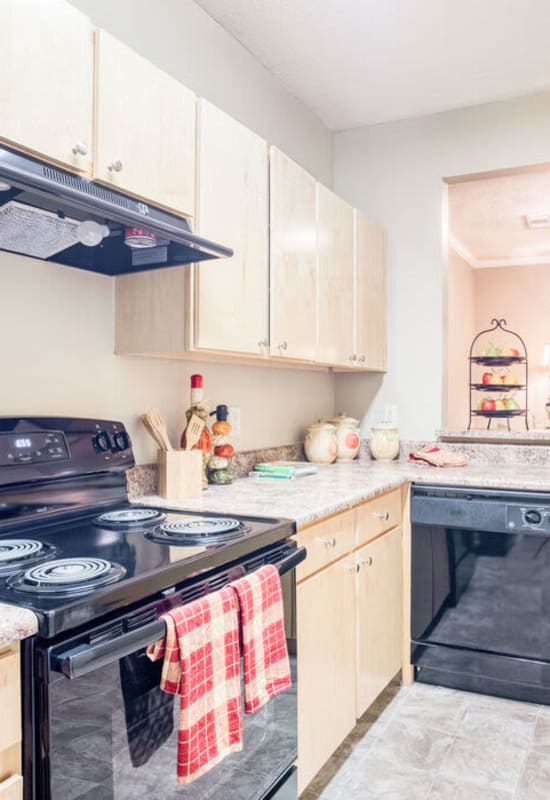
{"left": 0, "top": 645, "right": 20, "bottom": 753}
{"left": 0, "top": 0, "right": 93, "bottom": 173}
{"left": 194, "top": 101, "right": 268, "bottom": 354}
{"left": 356, "top": 527, "right": 402, "bottom": 717}
{"left": 317, "top": 184, "right": 354, "bottom": 366}
{"left": 297, "top": 557, "right": 356, "bottom": 793}
{"left": 270, "top": 148, "right": 317, "bottom": 361}
{"left": 355, "top": 209, "right": 387, "bottom": 371}
{"left": 94, "top": 30, "right": 195, "bottom": 217}
{"left": 0, "top": 776, "right": 22, "bottom": 800}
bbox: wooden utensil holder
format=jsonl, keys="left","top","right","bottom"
{"left": 158, "top": 449, "right": 202, "bottom": 500}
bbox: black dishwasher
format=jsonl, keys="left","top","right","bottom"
{"left": 411, "top": 484, "right": 550, "bottom": 703}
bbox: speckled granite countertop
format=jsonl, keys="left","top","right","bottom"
{"left": 0, "top": 603, "right": 38, "bottom": 648}
{"left": 3, "top": 459, "right": 550, "bottom": 647}
{"left": 137, "top": 459, "right": 550, "bottom": 528}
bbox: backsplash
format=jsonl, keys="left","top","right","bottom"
{"left": 126, "top": 442, "right": 305, "bottom": 499}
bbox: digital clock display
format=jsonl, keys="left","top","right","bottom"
{"left": 14, "top": 438, "right": 32, "bottom": 449}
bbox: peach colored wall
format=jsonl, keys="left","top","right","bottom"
{"left": 474, "top": 263, "right": 550, "bottom": 430}
{"left": 446, "top": 250, "right": 476, "bottom": 430}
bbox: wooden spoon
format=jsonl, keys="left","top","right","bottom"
{"left": 184, "top": 415, "right": 205, "bottom": 451}
{"left": 145, "top": 408, "right": 173, "bottom": 451}
{"left": 140, "top": 414, "right": 167, "bottom": 451}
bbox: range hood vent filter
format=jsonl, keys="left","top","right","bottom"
{"left": 0, "top": 201, "right": 79, "bottom": 258}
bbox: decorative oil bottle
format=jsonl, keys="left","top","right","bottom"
{"left": 208, "top": 405, "right": 234, "bottom": 484}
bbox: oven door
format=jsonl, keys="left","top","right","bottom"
{"left": 30, "top": 547, "right": 303, "bottom": 800}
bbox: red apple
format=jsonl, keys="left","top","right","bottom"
{"left": 482, "top": 372, "right": 492, "bottom": 384}
{"left": 481, "top": 399, "right": 496, "bottom": 411}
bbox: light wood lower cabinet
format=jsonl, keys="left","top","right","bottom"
{"left": 0, "top": 644, "right": 22, "bottom": 799}
{"left": 355, "top": 526, "right": 403, "bottom": 717}
{"left": 297, "top": 555, "right": 357, "bottom": 794}
{"left": 297, "top": 492, "right": 404, "bottom": 794}
{"left": 0, "top": 775, "right": 22, "bottom": 800}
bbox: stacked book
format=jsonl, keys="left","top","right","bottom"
{"left": 249, "top": 461, "right": 318, "bottom": 480}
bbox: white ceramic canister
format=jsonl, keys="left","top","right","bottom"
{"left": 329, "top": 415, "right": 361, "bottom": 461}
{"left": 304, "top": 422, "right": 337, "bottom": 464}
{"left": 369, "top": 423, "right": 400, "bottom": 461}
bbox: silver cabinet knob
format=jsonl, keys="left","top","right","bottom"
{"left": 108, "top": 160, "right": 123, "bottom": 173}
{"left": 373, "top": 510, "right": 390, "bottom": 521}
{"left": 72, "top": 142, "right": 88, "bottom": 156}
{"left": 278, "top": 341, "right": 288, "bottom": 351}
{"left": 349, "top": 354, "right": 358, "bottom": 362}
{"left": 257, "top": 338, "right": 268, "bottom": 349}
{"left": 342, "top": 562, "right": 360, "bottom": 573}
{"left": 359, "top": 555, "right": 374, "bottom": 567}
{"left": 315, "top": 536, "right": 336, "bottom": 548}
{"left": 358, "top": 354, "right": 366, "bottom": 363}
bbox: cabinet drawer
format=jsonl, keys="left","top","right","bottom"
{"left": 297, "top": 510, "right": 355, "bottom": 581}
{"left": 355, "top": 489, "right": 401, "bottom": 547}
{"left": 0, "top": 775, "right": 22, "bottom": 800}
{"left": 0, "top": 646, "right": 20, "bottom": 752}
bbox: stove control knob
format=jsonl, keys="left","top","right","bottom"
{"left": 113, "top": 430, "right": 130, "bottom": 452}
{"left": 93, "top": 431, "right": 112, "bottom": 453}
{"left": 524, "top": 509, "right": 542, "bottom": 526}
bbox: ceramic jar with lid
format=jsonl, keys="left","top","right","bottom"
{"left": 304, "top": 422, "right": 337, "bottom": 464}
{"left": 329, "top": 415, "right": 361, "bottom": 461}
{"left": 369, "top": 423, "right": 400, "bottom": 461}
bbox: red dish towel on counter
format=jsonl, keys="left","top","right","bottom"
{"left": 146, "top": 586, "right": 242, "bottom": 784}
{"left": 231, "top": 564, "right": 292, "bottom": 714}
{"left": 409, "top": 445, "right": 468, "bottom": 468}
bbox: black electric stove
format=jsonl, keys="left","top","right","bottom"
{"left": 0, "top": 417, "right": 296, "bottom": 638}
{"left": 1, "top": 418, "right": 302, "bottom": 800}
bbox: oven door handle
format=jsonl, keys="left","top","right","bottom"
{"left": 52, "top": 619, "right": 167, "bottom": 679}
{"left": 53, "top": 546, "right": 306, "bottom": 680}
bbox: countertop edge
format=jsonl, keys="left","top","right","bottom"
{"left": 0, "top": 602, "right": 38, "bottom": 648}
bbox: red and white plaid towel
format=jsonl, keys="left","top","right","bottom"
{"left": 231, "top": 564, "right": 292, "bottom": 714}
{"left": 146, "top": 586, "right": 242, "bottom": 784}
{"left": 409, "top": 445, "right": 468, "bottom": 468}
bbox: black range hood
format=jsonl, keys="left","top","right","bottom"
{"left": 0, "top": 146, "right": 233, "bottom": 275}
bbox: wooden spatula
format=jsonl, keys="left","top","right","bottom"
{"left": 184, "top": 415, "right": 205, "bottom": 450}
{"left": 145, "top": 408, "right": 173, "bottom": 451}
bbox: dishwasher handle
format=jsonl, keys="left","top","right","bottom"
{"left": 53, "top": 546, "right": 306, "bottom": 680}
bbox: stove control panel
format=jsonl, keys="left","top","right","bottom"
{"left": 506, "top": 505, "right": 550, "bottom": 533}
{"left": 0, "top": 430, "right": 69, "bottom": 466}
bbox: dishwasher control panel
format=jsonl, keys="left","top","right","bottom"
{"left": 506, "top": 505, "right": 550, "bottom": 532}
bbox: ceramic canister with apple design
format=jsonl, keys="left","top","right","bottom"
{"left": 329, "top": 415, "right": 361, "bottom": 461}
{"left": 304, "top": 422, "right": 337, "bottom": 464}
{"left": 369, "top": 422, "right": 400, "bottom": 461}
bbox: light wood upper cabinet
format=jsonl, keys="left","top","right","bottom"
{"left": 94, "top": 30, "right": 196, "bottom": 217}
{"left": 354, "top": 209, "right": 387, "bottom": 371}
{"left": 355, "top": 526, "right": 403, "bottom": 717}
{"left": 317, "top": 184, "right": 354, "bottom": 367}
{"left": 297, "top": 555, "right": 357, "bottom": 794}
{"left": 193, "top": 101, "right": 269, "bottom": 355}
{"left": 0, "top": 0, "right": 93, "bottom": 174}
{"left": 270, "top": 148, "right": 318, "bottom": 361}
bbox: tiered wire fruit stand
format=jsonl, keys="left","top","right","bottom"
{"left": 468, "top": 318, "right": 528, "bottom": 431}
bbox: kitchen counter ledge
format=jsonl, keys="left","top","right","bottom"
{"left": 137, "top": 459, "right": 550, "bottom": 528}
{"left": 0, "top": 602, "right": 38, "bottom": 647}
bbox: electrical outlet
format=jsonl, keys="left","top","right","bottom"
{"left": 229, "top": 406, "right": 241, "bottom": 438}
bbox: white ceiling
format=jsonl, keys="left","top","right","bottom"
{"left": 449, "top": 169, "right": 550, "bottom": 267}
{"left": 195, "top": 0, "right": 550, "bottom": 130}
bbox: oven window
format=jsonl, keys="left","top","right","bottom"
{"left": 412, "top": 525, "right": 550, "bottom": 661}
{"left": 46, "top": 651, "right": 297, "bottom": 800}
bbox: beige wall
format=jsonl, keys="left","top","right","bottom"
{"left": 1, "top": 0, "right": 336, "bottom": 465}
{"left": 446, "top": 250, "right": 476, "bottom": 430}
{"left": 334, "top": 91, "right": 550, "bottom": 439}
{"left": 474, "top": 263, "right": 550, "bottom": 430}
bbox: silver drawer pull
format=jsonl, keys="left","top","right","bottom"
{"left": 359, "top": 556, "right": 374, "bottom": 567}
{"left": 342, "top": 562, "right": 360, "bottom": 573}
{"left": 373, "top": 510, "right": 390, "bottom": 521}
{"left": 316, "top": 536, "right": 336, "bottom": 547}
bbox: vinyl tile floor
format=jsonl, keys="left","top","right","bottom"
{"left": 301, "top": 679, "right": 550, "bottom": 799}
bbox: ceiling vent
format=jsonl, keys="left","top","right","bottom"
{"left": 525, "top": 214, "right": 550, "bottom": 229}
